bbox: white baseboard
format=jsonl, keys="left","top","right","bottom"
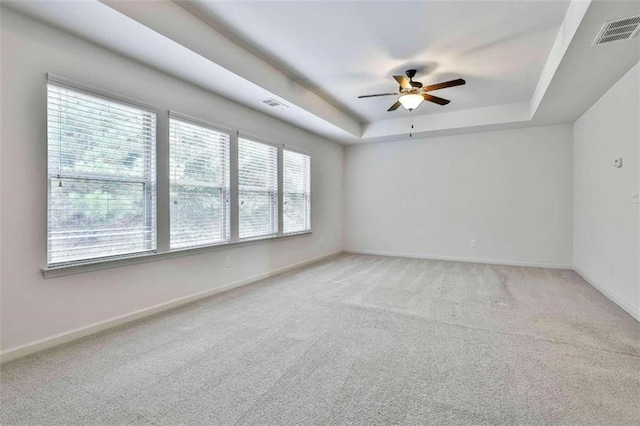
{"left": 573, "top": 268, "right": 639, "bottom": 322}
{"left": 6, "top": 250, "right": 634, "bottom": 363}
{"left": 344, "top": 248, "right": 572, "bottom": 269}
{"left": 346, "top": 250, "right": 638, "bottom": 322}
{"left": 0, "top": 250, "right": 343, "bottom": 364}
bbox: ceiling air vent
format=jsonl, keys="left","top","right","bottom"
{"left": 592, "top": 15, "right": 640, "bottom": 46}
{"left": 262, "top": 98, "right": 289, "bottom": 109}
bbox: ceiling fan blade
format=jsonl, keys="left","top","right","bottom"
{"left": 393, "top": 75, "right": 412, "bottom": 90}
{"left": 358, "top": 93, "right": 399, "bottom": 98}
{"left": 423, "top": 78, "right": 466, "bottom": 92}
{"left": 387, "top": 100, "right": 402, "bottom": 111}
{"left": 423, "top": 94, "right": 450, "bottom": 105}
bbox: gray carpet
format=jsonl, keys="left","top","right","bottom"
{"left": 1, "top": 254, "right": 639, "bottom": 425}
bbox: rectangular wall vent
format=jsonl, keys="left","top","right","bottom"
{"left": 593, "top": 15, "right": 640, "bottom": 46}
{"left": 262, "top": 98, "right": 289, "bottom": 109}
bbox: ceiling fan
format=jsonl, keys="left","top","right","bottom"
{"left": 358, "top": 69, "right": 465, "bottom": 112}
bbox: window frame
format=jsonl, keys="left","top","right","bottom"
{"left": 46, "top": 74, "right": 159, "bottom": 268}
{"left": 42, "top": 76, "right": 313, "bottom": 278}
{"left": 168, "top": 112, "right": 232, "bottom": 250}
{"left": 237, "top": 135, "right": 280, "bottom": 241}
{"left": 282, "top": 146, "right": 312, "bottom": 236}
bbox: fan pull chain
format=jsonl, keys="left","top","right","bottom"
{"left": 410, "top": 110, "right": 414, "bottom": 138}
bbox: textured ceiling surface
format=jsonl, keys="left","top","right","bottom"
{"left": 186, "top": 0, "right": 571, "bottom": 122}
{"left": 7, "top": 0, "right": 638, "bottom": 143}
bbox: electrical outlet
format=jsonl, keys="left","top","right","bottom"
{"left": 320, "top": 237, "right": 325, "bottom": 245}
{"left": 225, "top": 255, "right": 232, "bottom": 268}
{"left": 470, "top": 239, "right": 477, "bottom": 248}
{"left": 632, "top": 192, "right": 639, "bottom": 204}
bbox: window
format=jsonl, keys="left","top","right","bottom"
{"left": 238, "top": 138, "right": 278, "bottom": 239}
{"left": 169, "top": 118, "right": 230, "bottom": 249}
{"left": 47, "top": 83, "right": 156, "bottom": 266}
{"left": 44, "top": 77, "right": 315, "bottom": 275}
{"left": 283, "top": 150, "right": 311, "bottom": 234}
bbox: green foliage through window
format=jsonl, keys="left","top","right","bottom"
{"left": 169, "top": 118, "right": 230, "bottom": 249}
{"left": 47, "top": 83, "right": 156, "bottom": 265}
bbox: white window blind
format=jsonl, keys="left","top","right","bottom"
{"left": 283, "top": 150, "right": 311, "bottom": 234}
{"left": 169, "top": 117, "right": 230, "bottom": 249}
{"left": 238, "top": 138, "right": 278, "bottom": 239}
{"left": 47, "top": 83, "right": 156, "bottom": 266}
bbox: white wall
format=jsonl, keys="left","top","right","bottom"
{"left": 573, "top": 62, "right": 639, "bottom": 320}
{"left": 0, "top": 8, "right": 343, "bottom": 355}
{"left": 344, "top": 125, "right": 574, "bottom": 268}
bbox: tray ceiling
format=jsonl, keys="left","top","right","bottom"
{"left": 181, "top": 0, "right": 570, "bottom": 122}
{"left": 5, "top": 0, "right": 639, "bottom": 144}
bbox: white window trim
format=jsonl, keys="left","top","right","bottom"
{"left": 41, "top": 79, "right": 312, "bottom": 278}
{"left": 168, "top": 111, "right": 232, "bottom": 250}
{"left": 47, "top": 74, "right": 159, "bottom": 114}
{"left": 282, "top": 146, "right": 312, "bottom": 236}
{"left": 237, "top": 133, "right": 281, "bottom": 241}
{"left": 41, "top": 232, "right": 312, "bottom": 279}
{"left": 46, "top": 75, "right": 159, "bottom": 268}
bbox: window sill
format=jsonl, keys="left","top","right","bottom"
{"left": 42, "top": 231, "right": 312, "bottom": 279}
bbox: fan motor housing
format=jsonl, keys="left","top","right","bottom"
{"left": 405, "top": 69, "right": 423, "bottom": 88}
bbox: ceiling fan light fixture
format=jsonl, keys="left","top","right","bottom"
{"left": 398, "top": 94, "right": 423, "bottom": 111}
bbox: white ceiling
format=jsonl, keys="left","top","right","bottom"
{"left": 4, "top": 0, "right": 640, "bottom": 144}
{"left": 183, "top": 0, "right": 571, "bottom": 122}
